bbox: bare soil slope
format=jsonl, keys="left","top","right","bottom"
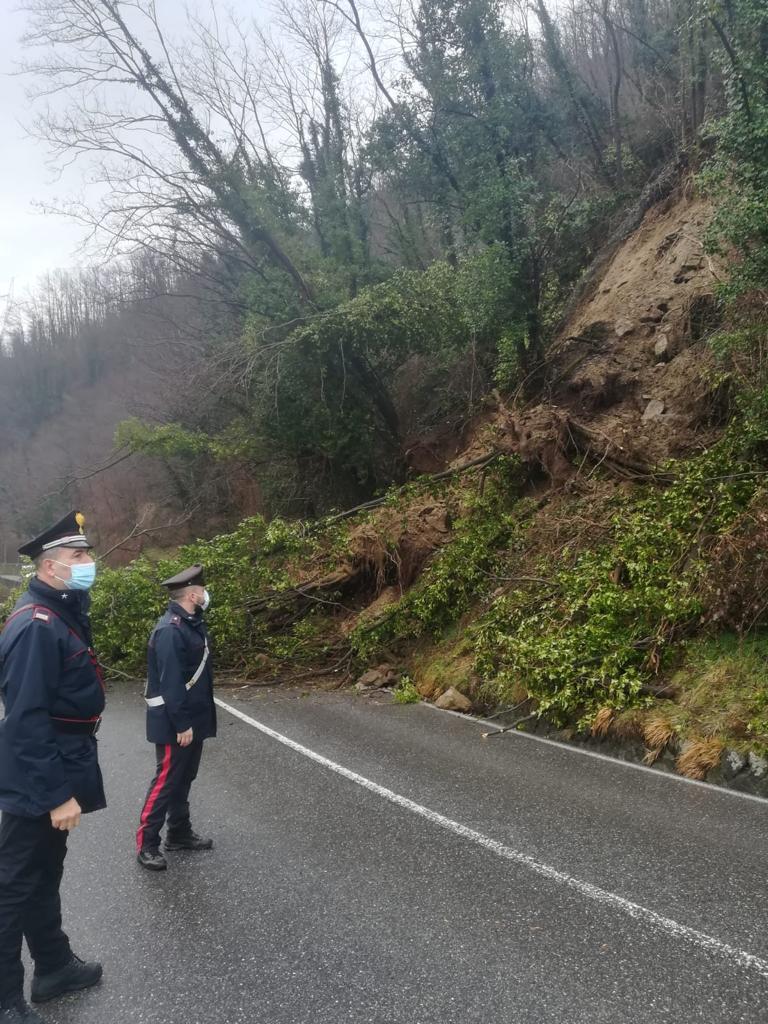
{"left": 456, "top": 189, "right": 724, "bottom": 489}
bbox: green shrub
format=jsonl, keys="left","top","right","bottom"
{"left": 393, "top": 676, "right": 421, "bottom": 704}
{"left": 90, "top": 515, "right": 313, "bottom": 675}
{"left": 472, "top": 428, "right": 764, "bottom": 723}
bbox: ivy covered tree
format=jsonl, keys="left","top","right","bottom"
{"left": 702, "top": 0, "right": 768, "bottom": 299}
{"left": 6, "top": 0, "right": 768, "bottom": 530}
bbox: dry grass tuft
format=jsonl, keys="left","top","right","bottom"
{"left": 642, "top": 713, "right": 675, "bottom": 752}
{"left": 591, "top": 707, "right": 614, "bottom": 737}
{"left": 643, "top": 746, "right": 663, "bottom": 765}
{"left": 676, "top": 738, "right": 724, "bottom": 780}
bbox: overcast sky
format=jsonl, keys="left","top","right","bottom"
{"left": 1, "top": 1, "right": 90, "bottom": 303}
{"left": 1, "top": 0, "right": 276, "bottom": 310}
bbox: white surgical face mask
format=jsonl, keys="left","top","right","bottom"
{"left": 201, "top": 589, "right": 211, "bottom": 612}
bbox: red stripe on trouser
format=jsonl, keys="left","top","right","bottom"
{"left": 136, "top": 745, "right": 172, "bottom": 852}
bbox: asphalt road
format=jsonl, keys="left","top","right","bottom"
{"left": 33, "top": 685, "right": 768, "bottom": 1024}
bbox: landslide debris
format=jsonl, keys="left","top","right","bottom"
{"left": 251, "top": 184, "right": 728, "bottom": 660}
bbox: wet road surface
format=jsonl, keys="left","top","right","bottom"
{"left": 35, "top": 685, "right": 768, "bottom": 1024}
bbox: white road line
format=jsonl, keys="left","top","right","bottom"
{"left": 423, "top": 703, "right": 768, "bottom": 805}
{"left": 215, "top": 695, "right": 768, "bottom": 979}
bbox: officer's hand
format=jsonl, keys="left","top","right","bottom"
{"left": 50, "top": 797, "right": 82, "bottom": 831}
{"left": 177, "top": 728, "right": 193, "bottom": 747}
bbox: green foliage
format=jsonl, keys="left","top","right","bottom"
{"left": 205, "top": 250, "right": 529, "bottom": 503}
{"left": 472, "top": 430, "right": 762, "bottom": 723}
{"left": 393, "top": 675, "right": 421, "bottom": 704}
{"left": 115, "top": 418, "right": 266, "bottom": 464}
{"left": 115, "top": 420, "right": 212, "bottom": 459}
{"left": 91, "top": 515, "right": 313, "bottom": 674}
{"left": 701, "top": 0, "right": 768, "bottom": 298}
{"left": 494, "top": 328, "right": 525, "bottom": 390}
{"left": 349, "top": 459, "right": 530, "bottom": 659}
{"left": 341, "top": 419, "right": 768, "bottom": 727}
{"left": 117, "top": 248, "right": 533, "bottom": 514}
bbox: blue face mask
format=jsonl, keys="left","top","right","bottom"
{"left": 53, "top": 559, "right": 97, "bottom": 591}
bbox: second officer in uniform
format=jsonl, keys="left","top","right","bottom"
{"left": 136, "top": 565, "right": 216, "bottom": 871}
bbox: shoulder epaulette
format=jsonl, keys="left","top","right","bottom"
{"left": 3, "top": 604, "right": 55, "bottom": 630}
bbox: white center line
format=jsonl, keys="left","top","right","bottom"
{"left": 215, "top": 695, "right": 768, "bottom": 979}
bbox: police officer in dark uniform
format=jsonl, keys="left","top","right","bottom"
{"left": 0, "top": 512, "right": 105, "bottom": 1024}
{"left": 136, "top": 565, "right": 216, "bottom": 871}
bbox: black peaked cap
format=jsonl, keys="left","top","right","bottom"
{"left": 161, "top": 564, "right": 205, "bottom": 589}
{"left": 18, "top": 510, "right": 93, "bottom": 559}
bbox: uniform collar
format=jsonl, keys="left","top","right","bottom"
{"left": 168, "top": 600, "right": 203, "bottom": 625}
{"left": 29, "top": 575, "right": 88, "bottom": 612}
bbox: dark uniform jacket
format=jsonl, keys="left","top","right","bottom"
{"left": 145, "top": 602, "right": 216, "bottom": 745}
{"left": 0, "top": 578, "right": 106, "bottom": 817}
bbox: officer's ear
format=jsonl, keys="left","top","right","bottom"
{"left": 35, "top": 554, "right": 56, "bottom": 577}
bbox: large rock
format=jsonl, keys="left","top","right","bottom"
{"left": 722, "top": 749, "right": 748, "bottom": 779}
{"left": 641, "top": 398, "right": 666, "bottom": 422}
{"left": 434, "top": 686, "right": 473, "bottom": 712}
{"left": 654, "top": 335, "right": 672, "bottom": 362}
{"left": 355, "top": 664, "right": 398, "bottom": 691}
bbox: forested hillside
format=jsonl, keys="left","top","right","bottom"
{"left": 4, "top": 0, "right": 768, "bottom": 777}
{"left": 3, "top": 0, "right": 760, "bottom": 545}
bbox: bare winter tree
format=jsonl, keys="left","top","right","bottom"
{"left": 21, "top": 0, "right": 313, "bottom": 304}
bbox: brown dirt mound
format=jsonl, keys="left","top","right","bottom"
{"left": 346, "top": 500, "right": 452, "bottom": 591}
{"left": 547, "top": 190, "right": 725, "bottom": 467}
{"left": 454, "top": 189, "right": 726, "bottom": 486}
{"left": 285, "top": 498, "right": 453, "bottom": 626}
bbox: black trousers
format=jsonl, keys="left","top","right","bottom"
{"left": 136, "top": 740, "right": 204, "bottom": 852}
{"left": 0, "top": 812, "right": 71, "bottom": 1004}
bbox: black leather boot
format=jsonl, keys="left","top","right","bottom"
{"left": 30, "top": 954, "right": 102, "bottom": 1003}
{"left": 137, "top": 847, "right": 168, "bottom": 871}
{"left": 0, "top": 999, "right": 46, "bottom": 1023}
{"left": 164, "top": 830, "right": 213, "bottom": 851}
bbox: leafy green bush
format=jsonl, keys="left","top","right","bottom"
{"left": 91, "top": 515, "right": 313, "bottom": 675}
{"left": 472, "top": 430, "right": 762, "bottom": 723}
{"left": 393, "top": 676, "right": 421, "bottom": 704}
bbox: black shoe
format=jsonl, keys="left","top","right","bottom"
{"left": 30, "top": 954, "right": 102, "bottom": 1003}
{"left": 164, "top": 830, "right": 213, "bottom": 851}
{"left": 0, "top": 999, "right": 46, "bottom": 1022}
{"left": 137, "top": 847, "right": 167, "bottom": 871}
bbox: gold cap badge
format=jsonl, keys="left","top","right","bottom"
{"left": 75, "top": 512, "right": 86, "bottom": 535}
